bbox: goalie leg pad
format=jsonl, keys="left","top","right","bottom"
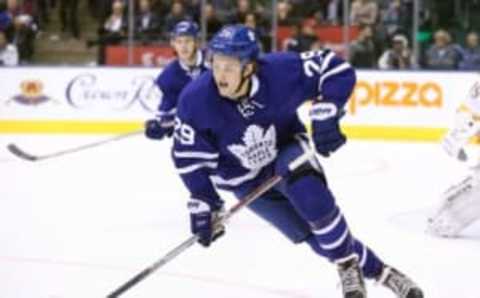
{"left": 428, "top": 175, "right": 480, "bottom": 237}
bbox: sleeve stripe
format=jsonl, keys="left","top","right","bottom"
{"left": 158, "top": 108, "right": 177, "bottom": 116}
{"left": 318, "top": 62, "right": 351, "bottom": 92}
{"left": 177, "top": 161, "right": 218, "bottom": 174}
{"left": 173, "top": 151, "right": 219, "bottom": 159}
{"left": 161, "top": 120, "right": 175, "bottom": 128}
{"left": 359, "top": 244, "right": 367, "bottom": 268}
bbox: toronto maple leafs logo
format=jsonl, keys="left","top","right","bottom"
{"left": 228, "top": 125, "right": 277, "bottom": 170}
{"left": 237, "top": 99, "right": 265, "bottom": 118}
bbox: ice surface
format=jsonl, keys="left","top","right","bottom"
{"left": 1, "top": 134, "right": 479, "bottom": 298}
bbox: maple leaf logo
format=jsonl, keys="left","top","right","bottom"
{"left": 228, "top": 125, "right": 277, "bottom": 170}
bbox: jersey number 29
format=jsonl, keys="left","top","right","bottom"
{"left": 174, "top": 117, "right": 195, "bottom": 145}
{"left": 301, "top": 50, "right": 324, "bottom": 77}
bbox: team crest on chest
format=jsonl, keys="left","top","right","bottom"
{"left": 237, "top": 99, "right": 265, "bottom": 118}
{"left": 228, "top": 125, "right": 277, "bottom": 170}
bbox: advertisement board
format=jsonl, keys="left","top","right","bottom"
{"left": 1, "top": 67, "right": 477, "bottom": 140}
{"left": 341, "top": 71, "right": 478, "bottom": 140}
{"left": 0, "top": 67, "right": 160, "bottom": 133}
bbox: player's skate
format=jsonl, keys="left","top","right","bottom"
{"left": 337, "top": 255, "right": 366, "bottom": 298}
{"left": 378, "top": 266, "right": 423, "bottom": 298}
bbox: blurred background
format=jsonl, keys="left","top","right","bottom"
{"left": 2, "top": 0, "right": 478, "bottom": 138}
{"left": 1, "top": 0, "right": 479, "bottom": 69}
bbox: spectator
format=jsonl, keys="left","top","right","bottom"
{"left": 164, "top": 1, "right": 192, "bottom": 35}
{"left": 288, "top": 0, "right": 322, "bottom": 21}
{"left": 0, "top": 29, "right": 18, "bottom": 65}
{"left": 228, "top": 0, "right": 252, "bottom": 24}
{"left": 184, "top": 0, "right": 201, "bottom": 23}
{"left": 459, "top": 32, "right": 480, "bottom": 70}
{"left": 381, "top": 0, "right": 403, "bottom": 38}
{"left": 19, "top": 0, "right": 36, "bottom": 16}
{"left": 209, "top": 0, "right": 235, "bottom": 20}
{"left": 378, "top": 34, "right": 413, "bottom": 69}
{"left": 11, "top": 15, "right": 35, "bottom": 63}
{"left": 424, "top": 29, "right": 461, "bottom": 70}
{"left": 204, "top": 3, "right": 222, "bottom": 40}
{"left": 135, "top": 0, "right": 161, "bottom": 43}
{"left": 349, "top": 24, "right": 377, "bottom": 68}
{"left": 277, "top": 1, "right": 296, "bottom": 26}
{"left": 310, "top": 0, "right": 330, "bottom": 24}
{"left": 59, "top": 0, "right": 80, "bottom": 39}
{"left": 326, "top": 0, "right": 341, "bottom": 25}
{"left": 5, "top": 0, "right": 36, "bottom": 20}
{"left": 283, "top": 23, "right": 301, "bottom": 52}
{"left": 102, "top": 0, "right": 127, "bottom": 39}
{"left": 244, "top": 12, "right": 268, "bottom": 51}
{"left": 87, "top": 0, "right": 127, "bottom": 64}
{"left": 350, "top": 0, "right": 378, "bottom": 26}
{"left": 150, "top": 0, "right": 169, "bottom": 20}
{"left": 283, "top": 21, "right": 319, "bottom": 52}
{"left": 6, "top": 0, "right": 20, "bottom": 17}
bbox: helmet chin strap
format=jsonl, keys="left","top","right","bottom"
{"left": 232, "top": 62, "right": 253, "bottom": 99}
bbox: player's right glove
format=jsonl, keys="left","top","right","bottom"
{"left": 144, "top": 114, "right": 175, "bottom": 140}
{"left": 187, "top": 198, "right": 225, "bottom": 247}
{"left": 310, "top": 99, "right": 346, "bottom": 157}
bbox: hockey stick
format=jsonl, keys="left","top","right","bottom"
{"left": 7, "top": 130, "right": 143, "bottom": 162}
{"left": 106, "top": 151, "right": 313, "bottom": 298}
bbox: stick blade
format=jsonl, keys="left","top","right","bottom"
{"left": 7, "top": 144, "right": 39, "bottom": 161}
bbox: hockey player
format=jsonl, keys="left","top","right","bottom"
{"left": 145, "top": 21, "right": 208, "bottom": 140}
{"left": 428, "top": 81, "right": 480, "bottom": 237}
{"left": 172, "top": 25, "right": 424, "bottom": 298}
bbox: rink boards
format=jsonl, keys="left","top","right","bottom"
{"left": 1, "top": 67, "right": 479, "bottom": 141}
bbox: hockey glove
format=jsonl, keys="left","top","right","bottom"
{"left": 311, "top": 99, "right": 346, "bottom": 157}
{"left": 144, "top": 114, "right": 175, "bottom": 140}
{"left": 187, "top": 198, "right": 225, "bottom": 247}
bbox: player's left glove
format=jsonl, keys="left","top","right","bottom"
{"left": 310, "top": 99, "right": 346, "bottom": 157}
{"left": 187, "top": 198, "right": 225, "bottom": 247}
{"left": 144, "top": 114, "right": 175, "bottom": 140}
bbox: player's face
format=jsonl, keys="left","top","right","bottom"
{"left": 171, "top": 36, "right": 197, "bottom": 62}
{"left": 212, "top": 54, "right": 244, "bottom": 99}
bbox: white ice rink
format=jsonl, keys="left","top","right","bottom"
{"left": 1, "top": 134, "right": 480, "bottom": 298}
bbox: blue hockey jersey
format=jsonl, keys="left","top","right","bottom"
{"left": 172, "top": 50, "right": 355, "bottom": 203}
{"left": 155, "top": 50, "right": 208, "bottom": 117}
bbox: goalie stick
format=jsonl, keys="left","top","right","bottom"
{"left": 105, "top": 150, "right": 313, "bottom": 298}
{"left": 7, "top": 130, "right": 143, "bottom": 162}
